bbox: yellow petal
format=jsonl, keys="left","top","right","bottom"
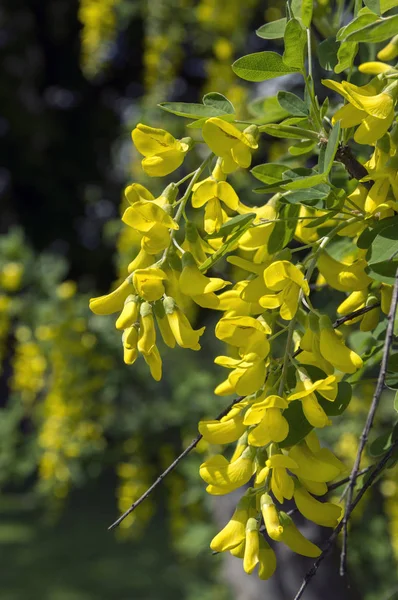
{"left": 89, "top": 279, "right": 133, "bottom": 315}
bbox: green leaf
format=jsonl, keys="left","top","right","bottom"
{"left": 369, "top": 431, "right": 392, "bottom": 456}
{"left": 158, "top": 102, "right": 230, "bottom": 119}
{"left": 283, "top": 18, "right": 307, "bottom": 69}
{"left": 279, "top": 401, "right": 313, "bottom": 448}
{"left": 364, "top": 0, "right": 398, "bottom": 14}
{"left": 334, "top": 41, "right": 358, "bottom": 74}
{"left": 291, "top": 0, "right": 313, "bottom": 27}
{"left": 202, "top": 92, "right": 235, "bottom": 114}
{"left": 322, "top": 121, "right": 341, "bottom": 175}
{"left": 358, "top": 216, "right": 398, "bottom": 249}
{"left": 256, "top": 18, "right": 287, "bottom": 39}
{"left": 388, "top": 353, "right": 398, "bottom": 372}
{"left": 320, "top": 97, "right": 329, "bottom": 119}
{"left": 337, "top": 13, "right": 380, "bottom": 41}
{"left": 394, "top": 390, "right": 398, "bottom": 412}
{"left": 288, "top": 140, "right": 316, "bottom": 156}
{"left": 206, "top": 213, "right": 256, "bottom": 239}
{"left": 345, "top": 14, "right": 398, "bottom": 43}
{"left": 232, "top": 51, "right": 300, "bottom": 82}
{"left": 281, "top": 172, "right": 327, "bottom": 190}
{"left": 366, "top": 260, "right": 398, "bottom": 284}
{"left": 259, "top": 123, "right": 319, "bottom": 139}
{"left": 368, "top": 222, "right": 398, "bottom": 264}
{"left": 319, "top": 381, "right": 352, "bottom": 416}
{"left": 277, "top": 91, "right": 308, "bottom": 116}
{"left": 268, "top": 203, "right": 300, "bottom": 253}
{"left": 284, "top": 185, "right": 330, "bottom": 206}
{"left": 318, "top": 37, "right": 339, "bottom": 70}
{"left": 251, "top": 163, "right": 289, "bottom": 184}
{"left": 248, "top": 95, "right": 290, "bottom": 122}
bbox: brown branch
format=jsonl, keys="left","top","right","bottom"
{"left": 339, "top": 267, "right": 398, "bottom": 575}
{"left": 108, "top": 396, "right": 244, "bottom": 530}
{"left": 332, "top": 302, "right": 380, "bottom": 328}
{"left": 285, "top": 467, "right": 371, "bottom": 518}
{"left": 335, "top": 144, "right": 372, "bottom": 189}
{"left": 293, "top": 439, "right": 398, "bottom": 600}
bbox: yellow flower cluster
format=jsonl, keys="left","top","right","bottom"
{"left": 90, "top": 23, "right": 398, "bottom": 580}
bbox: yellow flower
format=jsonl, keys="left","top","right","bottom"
{"left": 199, "top": 446, "right": 256, "bottom": 493}
{"left": 261, "top": 494, "right": 284, "bottom": 541}
{"left": 153, "top": 300, "right": 176, "bottom": 348}
{"left": 278, "top": 512, "right": 321, "bottom": 557}
{"left": 377, "top": 35, "right": 398, "bottom": 61}
{"left": 293, "top": 482, "right": 342, "bottom": 527}
{"left": 202, "top": 117, "right": 258, "bottom": 173}
{"left": 163, "top": 296, "right": 205, "bottom": 349}
{"left": 289, "top": 440, "right": 345, "bottom": 483}
{"left": 359, "top": 62, "right": 395, "bottom": 75}
{"left": 243, "top": 518, "right": 260, "bottom": 574}
{"left": 319, "top": 315, "right": 363, "bottom": 373}
{"left": 137, "top": 302, "right": 156, "bottom": 355}
{"left": 122, "top": 326, "right": 139, "bottom": 365}
{"left": 199, "top": 406, "right": 247, "bottom": 445}
{"left": 260, "top": 261, "right": 310, "bottom": 320}
{"left": 210, "top": 494, "right": 252, "bottom": 552}
{"left": 323, "top": 78, "right": 397, "bottom": 145}
{"left": 132, "top": 267, "right": 167, "bottom": 302}
{"left": 115, "top": 295, "right": 140, "bottom": 330}
{"left": 124, "top": 183, "right": 155, "bottom": 205}
{"left": 245, "top": 395, "right": 289, "bottom": 447}
{"left": 381, "top": 283, "right": 393, "bottom": 314}
{"left": 317, "top": 250, "right": 372, "bottom": 292}
{"left": 256, "top": 452, "right": 297, "bottom": 503}
{"left": 179, "top": 252, "right": 229, "bottom": 308}
{"left": 192, "top": 163, "right": 240, "bottom": 234}
{"left": 288, "top": 370, "right": 338, "bottom": 428}
{"left": 132, "top": 123, "right": 190, "bottom": 176}
{"left": 215, "top": 352, "right": 268, "bottom": 396}
{"left": 258, "top": 537, "right": 277, "bottom": 580}
{"left": 142, "top": 344, "right": 162, "bottom": 381}
{"left": 215, "top": 315, "right": 271, "bottom": 357}
{"left": 89, "top": 278, "right": 134, "bottom": 315}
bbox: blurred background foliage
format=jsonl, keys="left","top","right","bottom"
{"left": 0, "top": 0, "right": 397, "bottom": 598}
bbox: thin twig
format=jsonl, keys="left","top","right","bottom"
{"left": 285, "top": 467, "right": 371, "bottom": 517}
{"left": 108, "top": 396, "right": 243, "bottom": 530}
{"left": 332, "top": 303, "right": 380, "bottom": 328}
{"left": 339, "top": 268, "right": 398, "bottom": 576}
{"left": 293, "top": 440, "right": 398, "bottom": 600}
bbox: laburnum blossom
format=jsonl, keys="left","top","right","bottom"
{"left": 293, "top": 482, "right": 342, "bottom": 528}
{"left": 259, "top": 260, "right": 310, "bottom": 320}
{"left": 163, "top": 296, "right": 205, "bottom": 350}
{"left": 288, "top": 438, "right": 346, "bottom": 483}
{"left": 243, "top": 394, "right": 289, "bottom": 447}
{"left": 122, "top": 184, "right": 179, "bottom": 255}
{"left": 179, "top": 252, "right": 230, "bottom": 308}
{"left": 255, "top": 452, "right": 297, "bottom": 503}
{"left": 202, "top": 117, "right": 258, "bottom": 173}
{"left": 287, "top": 370, "right": 338, "bottom": 428}
{"left": 261, "top": 494, "right": 321, "bottom": 557}
{"left": 214, "top": 315, "right": 270, "bottom": 395}
{"left": 360, "top": 138, "right": 398, "bottom": 216}
{"left": 199, "top": 446, "right": 256, "bottom": 495}
{"left": 337, "top": 289, "right": 381, "bottom": 332}
{"left": 131, "top": 124, "right": 191, "bottom": 176}
{"left": 210, "top": 493, "right": 254, "bottom": 552}
{"left": 319, "top": 315, "right": 363, "bottom": 374}
{"left": 317, "top": 250, "right": 372, "bottom": 292}
{"left": 322, "top": 77, "right": 398, "bottom": 145}
{"left": 199, "top": 400, "right": 248, "bottom": 445}
{"left": 191, "top": 161, "right": 242, "bottom": 234}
